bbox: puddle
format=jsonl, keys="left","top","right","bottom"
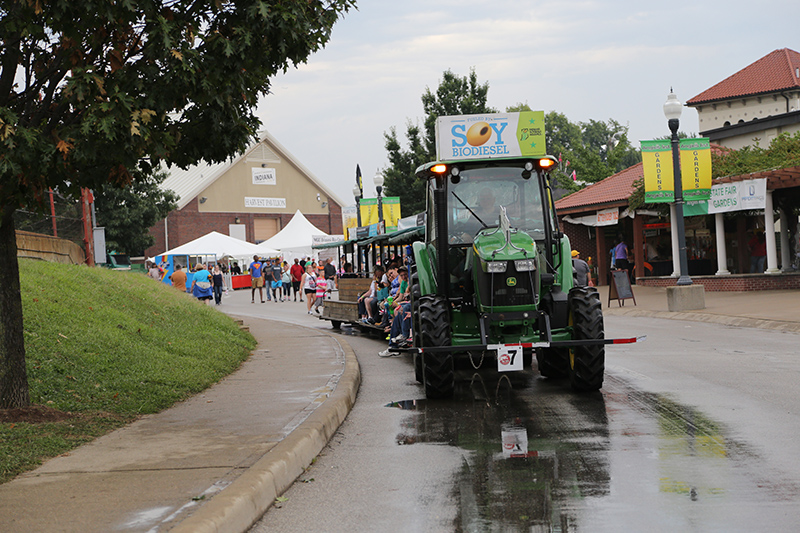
{"left": 386, "top": 367, "right": 800, "bottom": 530}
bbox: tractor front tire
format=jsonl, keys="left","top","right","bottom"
{"left": 418, "top": 295, "right": 454, "bottom": 399}
{"left": 536, "top": 347, "right": 569, "bottom": 378}
{"left": 568, "top": 287, "right": 605, "bottom": 392}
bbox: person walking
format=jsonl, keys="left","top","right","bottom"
{"left": 212, "top": 264, "right": 224, "bottom": 305}
{"left": 613, "top": 234, "right": 630, "bottom": 274}
{"left": 311, "top": 275, "right": 328, "bottom": 314}
{"left": 249, "top": 255, "right": 265, "bottom": 303}
{"left": 290, "top": 258, "right": 305, "bottom": 302}
{"left": 281, "top": 261, "right": 292, "bottom": 301}
{"left": 323, "top": 258, "right": 337, "bottom": 293}
{"left": 191, "top": 264, "right": 214, "bottom": 305}
{"left": 301, "top": 263, "right": 317, "bottom": 314}
{"left": 571, "top": 250, "right": 590, "bottom": 287}
{"left": 169, "top": 264, "right": 188, "bottom": 292}
{"left": 269, "top": 260, "right": 284, "bottom": 302}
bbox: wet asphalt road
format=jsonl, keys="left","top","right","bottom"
{"left": 233, "top": 294, "right": 800, "bottom": 532}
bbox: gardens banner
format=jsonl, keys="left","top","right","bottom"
{"left": 359, "top": 197, "right": 401, "bottom": 232}
{"left": 641, "top": 138, "right": 712, "bottom": 203}
{"left": 679, "top": 138, "right": 712, "bottom": 201}
{"left": 641, "top": 140, "right": 674, "bottom": 203}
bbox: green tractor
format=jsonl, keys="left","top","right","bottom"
{"left": 409, "top": 112, "right": 633, "bottom": 399}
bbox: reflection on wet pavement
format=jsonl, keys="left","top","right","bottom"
{"left": 389, "top": 368, "right": 800, "bottom": 531}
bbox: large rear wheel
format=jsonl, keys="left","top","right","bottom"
{"left": 418, "top": 295, "right": 454, "bottom": 399}
{"left": 567, "top": 287, "right": 605, "bottom": 392}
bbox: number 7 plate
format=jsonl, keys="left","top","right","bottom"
{"left": 497, "top": 344, "right": 523, "bottom": 372}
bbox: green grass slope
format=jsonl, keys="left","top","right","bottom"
{"left": 0, "top": 259, "right": 256, "bottom": 482}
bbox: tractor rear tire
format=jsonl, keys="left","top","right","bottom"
{"left": 567, "top": 287, "right": 605, "bottom": 392}
{"left": 418, "top": 295, "right": 454, "bottom": 399}
{"left": 536, "top": 347, "right": 569, "bottom": 378}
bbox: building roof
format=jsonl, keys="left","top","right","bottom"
{"left": 687, "top": 48, "right": 800, "bottom": 105}
{"left": 714, "top": 164, "right": 800, "bottom": 190}
{"left": 160, "top": 130, "right": 345, "bottom": 210}
{"left": 554, "top": 163, "right": 643, "bottom": 214}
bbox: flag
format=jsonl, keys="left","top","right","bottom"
{"left": 571, "top": 170, "right": 577, "bottom": 181}
{"left": 356, "top": 164, "right": 363, "bottom": 196}
{"left": 558, "top": 152, "right": 562, "bottom": 163}
{"left": 565, "top": 160, "right": 570, "bottom": 167}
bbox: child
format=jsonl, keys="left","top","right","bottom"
{"left": 312, "top": 275, "right": 329, "bottom": 314}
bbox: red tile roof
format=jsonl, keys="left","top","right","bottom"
{"left": 555, "top": 162, "right": 642, "bottom": 214}
{"left": 687, "top": 48, "right": 800, "bottom": 105}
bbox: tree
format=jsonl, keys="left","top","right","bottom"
{"left": 0, "top": 0, "right": 354, "bottom": 408}
{"left": 507, "top": 109, "right": 638, "bottom": 194}
{"left": 384, "top": 69, "right": 496, "bottom": 215}
{"left": 94, "top": 171, "right": 177, "bottom": 256}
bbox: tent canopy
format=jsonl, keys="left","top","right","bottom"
{"left": 255, "top": 210, "right": 328, "bottom": 257}
{"left": 155, "top": 231, "right": 274, "bottom": 260}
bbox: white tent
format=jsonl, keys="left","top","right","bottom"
{"left": 155, "top": 231, "right": 275, "bottom": 260}
{"left": 254, "top": 210, "right": 328, "bottom": 260}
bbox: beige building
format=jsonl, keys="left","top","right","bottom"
{"left": 687, "top": 48, "right": 800, "bottom": 149}
{"left": 146, "top": 130, "right": 345, "bottom": 258}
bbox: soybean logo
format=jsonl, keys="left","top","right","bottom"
{"left": 451, "top": 120, "right": 511, "bottom": 157}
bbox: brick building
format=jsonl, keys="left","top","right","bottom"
{"left": 145, "top": 130, "right": 344, "bottom": 258}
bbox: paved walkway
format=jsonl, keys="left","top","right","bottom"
{"left": 0, "top": 283, "right": 796, "bottom": 532}
{"left": 0, "top": 305, "right": 360, "bottom": 533}
{"left": 598, "top": 284, "right": 800, "bottom": 332}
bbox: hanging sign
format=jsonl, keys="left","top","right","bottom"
{"left": 682, "top": 178, "right": 767, "bottom": 216}
{"left": 641, "top": 140, "right": 674, "bottom": 203}
{"left": 359, "top": 198, "right": 379, "bottom": 226}
{"left": 496, "top": 344, "right": 524, "bottom": 372}
{"left": 382, "top": 197, "right": 402, "bottom": 232}
{"left": 679, "top": 138, "right": 712, "bottom": 201}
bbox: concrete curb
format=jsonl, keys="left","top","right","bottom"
{"left": 605, "top": 307, "right": 800, "bottom": 333}
{"left": 170, "top": 332, "right": 361, "bottom": 533}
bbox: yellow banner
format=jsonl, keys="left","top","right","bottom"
{"left": 641, "top": 140, "right": 674, "bottom": 203}
{"left": 359, "top": 198, "right": 379, "bottom": 226}
{"left": 382, "top": 197, "right": 401, "bottom": 228}
{"left": 679, "top": 138, "right": 712, "bottom": 201}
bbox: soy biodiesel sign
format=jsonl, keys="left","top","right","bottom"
{"left": 435, "top": 111, "right": 546, "bottom": 161}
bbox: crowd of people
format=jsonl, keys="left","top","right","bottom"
{"left": 143, "top": 255, "right": 343, "bottom": 309}
{"left": 147, "top": 253, "right": 416, "bottom": 358}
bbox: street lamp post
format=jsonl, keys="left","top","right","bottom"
{"left": 664, "top": 89, "right": 693, "bottom": 286}
{"left": 374, "top": 171, "right": 385, "bottom": 229}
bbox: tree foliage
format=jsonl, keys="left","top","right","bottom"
{"left": 712, "top": 132, "right": 800, "bottom": 178}
{"left": 94, "top": 172, "right": 177, "bottom": 256}
{"left": 0, "top": 0, "right": 354, "bottom": 407}
{"left": 384, "top": 69, "right": 496, "bottom": 215}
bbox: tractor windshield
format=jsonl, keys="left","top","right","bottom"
{"left": 447, "top": 166, "right": 545, "bottom": 245}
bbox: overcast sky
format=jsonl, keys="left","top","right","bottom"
{"left": 256, "top": 0, "right": 799, "bottom": 210}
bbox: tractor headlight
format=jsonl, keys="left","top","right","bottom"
{"left": 514, "top": 259, "right": 536, "bottom": 272}
{"left": 486, "top": 261, "right": 508, "bottom": 273}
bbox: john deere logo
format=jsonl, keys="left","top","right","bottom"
{"left": 506, "top": 277, "right": 517, "bottom": 287}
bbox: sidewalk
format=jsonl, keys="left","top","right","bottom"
{"left": 0, "top": 313, "right": 360, "bottom": 533}
{"left": 598, "top": 284, "right": 800, "bottom": 333}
